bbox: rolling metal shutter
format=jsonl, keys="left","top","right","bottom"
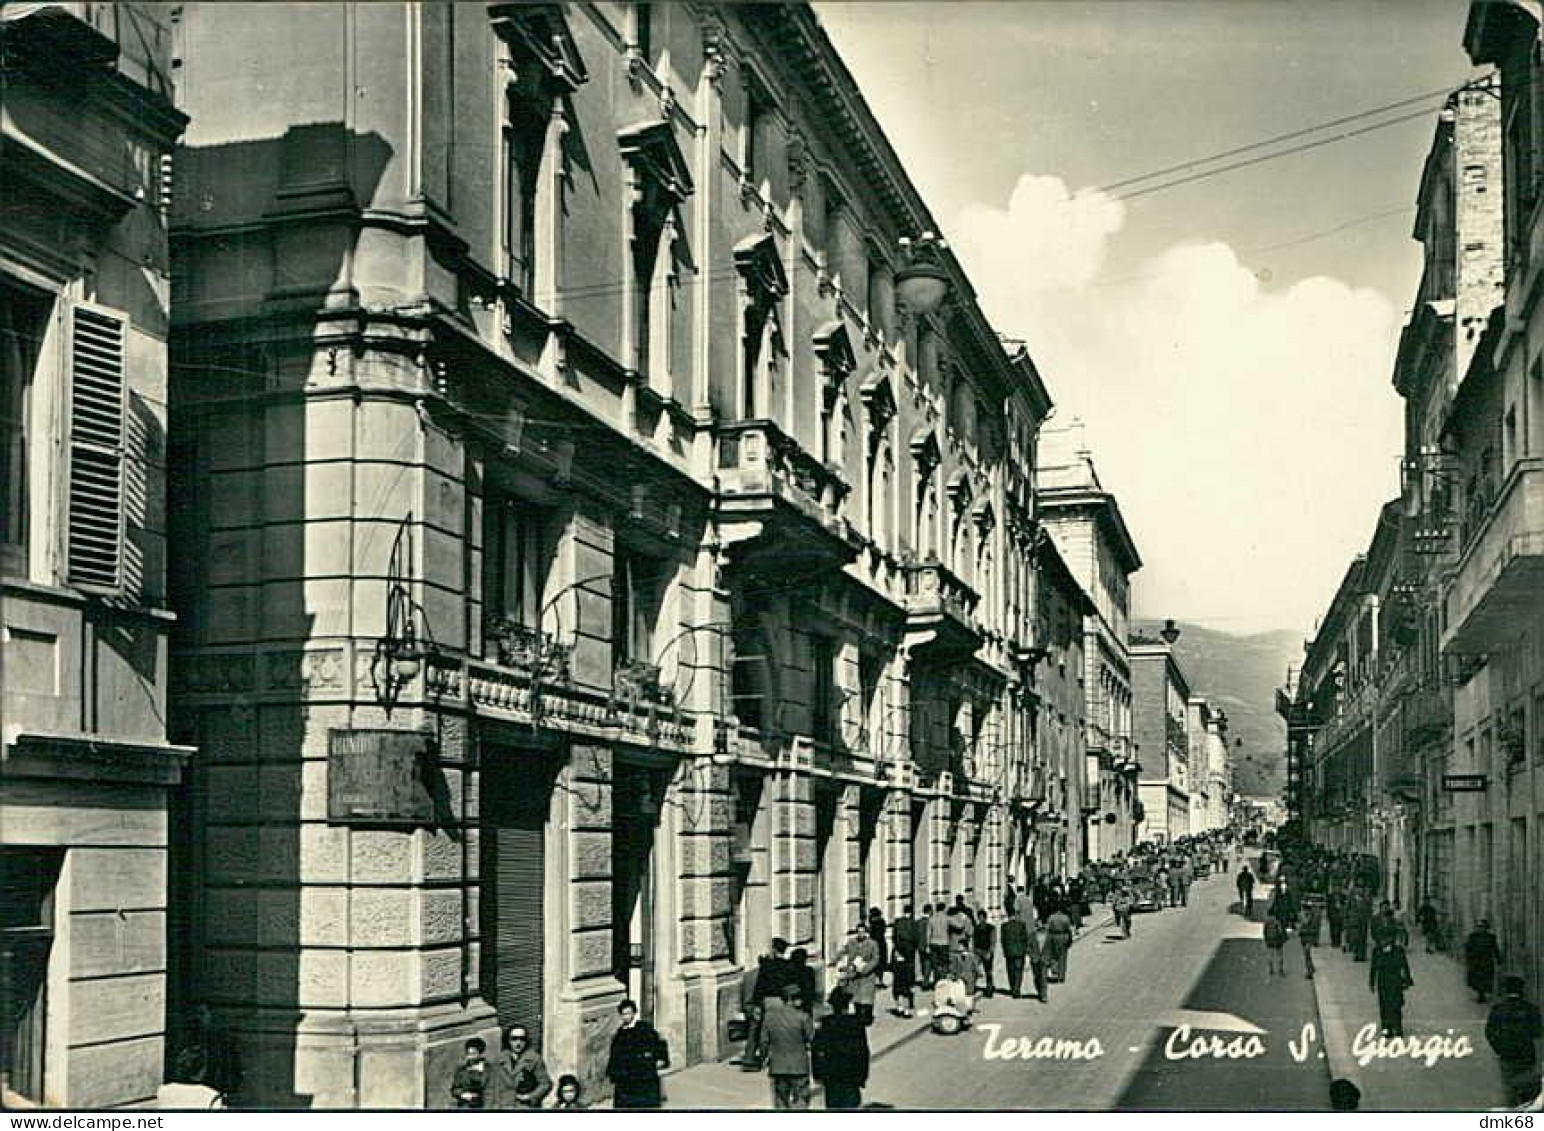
{"left": 67, "top": 306, "right": 126, "bottom": 591}
{"left": 484, "top": 761, "right": 547, "bottom": 1043}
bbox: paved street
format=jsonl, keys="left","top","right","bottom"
{"left": 663, "top": 866, "right": 1332, "bottom": 1109}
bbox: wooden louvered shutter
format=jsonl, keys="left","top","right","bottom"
{"left": 483, "top": 758, "right": 547, "bottom": 1044}
{"left": 67, "top": 306, "right": 126, "bottom": 591}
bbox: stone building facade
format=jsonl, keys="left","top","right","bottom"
{"left": 1130, "top": 640, "right": 1192, "bottom": 843}
{"left": 1037, "top": 429, "right": 1142, "bottom": 861}
{"left": 166, "top": 1, "right": 1066, "bottom": 1106}
{"left": 1, "top": 2, "right": 189, "bottom": 1107}
{"left": 1289, "top": 37, "right": 1533, "bottom": 985}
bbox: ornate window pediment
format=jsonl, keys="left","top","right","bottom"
{"left": 488, "top": 4, "right": 589, "bottom": 93}
{"left": 619, "top": 120, "right": 694, "bottom": 224}
{"left": 909, "top": 424, "right": 942, "bottom": 481}
{"left": 734, "top": 232, "right": 788, "bottom": 304}
{"left": 813, "top": 320, "right": 855, "bottom": 411}
{"left": 859, "top": 372, "right": 896, "bottom": 432}
{"left": 946, "top": 468, "right": 973, "bottom": 513}
{"left": 972, "top": 498, "right": 996, "bottom": 537}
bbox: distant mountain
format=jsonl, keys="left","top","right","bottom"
{"left": 1132, "top": 622, "right": 1303, "bottom": 800}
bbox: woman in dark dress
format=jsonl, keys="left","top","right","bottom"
{"left": 1465, "top": 919, "right": 1503, "bottom": 1003}
{"left": 606, "top": 999, "right": 670, "bottom": 1109}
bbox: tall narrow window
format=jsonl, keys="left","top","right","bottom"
{"left": 735, "top": 233, "right": 788, "bottom": 421}
{"left": 633, "top": 214, "right": 661, "bottom": 379}
{"left": 812, "top": 635, "right": 837, "bottom": 746}
{"left": 1, "top": 284, "right": 50, "bottom": 577}
{"left": 482, "top": 491, "right": 550, "bottom": 654}
{"left": 503, "top": 71, "right": 547, "bottom": 298}
{"left": 67, "top": 305, "right": 127, "bottom": 592}
{"left": 613, "top": 550, "right": 661, "bottom": 668}
{"left": 744, "top": 79, "right": 773, "bottom": 186}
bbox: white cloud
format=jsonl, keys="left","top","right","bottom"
{"left": 955, "top": 175, "right": 1127, "bottom": 294}
{"left": 953, "top": 180, "right": 1404, "bottom": 635}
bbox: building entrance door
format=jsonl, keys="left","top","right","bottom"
{"left": 813, "top": 787, "right": 840, "bottom": 962}
{"left": 2, "top": 849, "right": 61, "bottom": 1105}
{"left": 613, "top": 763, "right": 665, "bottom": 1017}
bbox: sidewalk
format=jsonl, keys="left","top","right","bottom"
{"left": 1308, "top": 933, "right": 1508, "bottom": 1111}
{"left": 651, "top": 908, "right": 1115, "bottom": 1110}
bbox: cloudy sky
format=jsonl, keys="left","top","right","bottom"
{"left": 817, "top": 1, "right": 1478, "bottom": 638}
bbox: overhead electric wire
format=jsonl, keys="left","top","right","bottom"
{"left": 1095, "top": 80, "right": 1470, "bottom": 196}
{"left": 1109, "top": 106, "right": 1446, "bottom": 202}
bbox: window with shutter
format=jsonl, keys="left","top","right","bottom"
{"left": 68, "top": 306, "right": 126, "bottom": 591}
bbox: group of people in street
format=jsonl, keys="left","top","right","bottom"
{"left": 447, "top": 1000, "right": 668, "bottom": 1111}
{"left": 1274, "top": 837, "right": 1543, "bottom": 1110}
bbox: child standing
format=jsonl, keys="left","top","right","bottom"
{"left": 450, "top": 1037, "right": 490, "bottom": 1109}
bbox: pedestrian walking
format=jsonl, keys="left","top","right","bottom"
{"left": 1003, "top": 882, "right": 1019, "bottom": 919}
{"left": 811, "top": 987, "right": 870, "bottom": 1111}
{"left": 1113, "top": 885, "right": 1135, "bottom": 940}
{"left": 1344, "top": 892, "right": 1371, "bottom": 962}
{"left": 1268, "top": 879, "right": 1300, "bottom": 931}
{"left": 971, "top": 907, "right": 996, "bottom": 998}
{"left": 889, "top": 905, "right": 920, "bottom": 1018}
{"left": 866, "top": 906, "right": 889, "bottom": 987}
{"left": 1237, "top": 866, "right": 1256, "bottom": 917}
{"left": 606, "top": 1001, "right": 669, "bottom": 1109}
{"left": 788, "top": 948, "right": 818, "bottom": 1016}
{"left": 493, "top": 1025, "right": 552, "bottom": 1110}
{"left": 743, "top": 938, "right": 790, "bottom": 1071}
{"left": 1466, "top": 919, "right": 1503, "bottom": 1003}
{"left": 1263, "top": 913, "right": 1288, "bottom": 976}
{"left": 1044, "top": 905, "right": 1074, "bottom": 983}
{"left": 1175, "top": 859, "right": 1193, "bottom": 908}
{"left": 1299, "top": 902, "right": 1319, "bottom": 980}
{"left": 833, "top": 923, "right": 880, "bottom": 1026}
{"left": 1326, "top": 889, "right": 1345, "bottom": 949}
{"left": 1486, "top": 976, "right": 1543, "bottom": 1106}
{"left": 1369, "top": 938, "right": 1413, "bottom": 1037}
{"left": 926, "top": 903, "right": 951, "bottom": 988}
{"left": 1416, "top": 898, "right": 1440, "bottom": 953}
{"left": 1370, "top": 902, "right": 1407, "bottom": 949}
{"left": 762, "top": 984, "right": 815, "bottom": 1110}
{"left": 1000, "top": 912, "right": 1029, "bottom": 999}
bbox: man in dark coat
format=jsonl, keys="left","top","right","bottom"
{"left": 763, "top": 984, "right": 815, "bottom": 1110}
{"left": 744, "top": 938, "right": 790, "bottom": 1071}
{"left": 1043, "top": 905, "right": 1075, "bottom": 983}
{"left": 1466, "top": 920, "right": 1503, "bottom": 1003}
{"left": 971, "top": 908, "right": 996, "bottom": 998}
{"left": 1236, "top": 866, "right": 1256, "bottom": 917}
{"left": 1344, "top": 892, "right": 1371, "bottom": 962}
{"left": 889, "top": 906, "right": 920, "bottom": 1017}
{"left": 1369, "top": 938, "right": 1414, "bottom": 1038}
{"left": 1000, "top": 912, "right": 1030, "bottom": 999}
{"left": 1486, "top": 976, "right": 1543, "bottom": 1106}
{"left": 788, "top": 948, "right": 818, "bottom": 1016}
{"left": 1370, "top": 902, "right": 1408, "bottom": 949}
{"left": 811, "top": 987, "right": 870, "bottom": 1110}
{"left": 1326, "top": 889, "right": 1346, "bottom": 948}
{"left": 606, "top": 1001, "right": 668, "bottom": 1108}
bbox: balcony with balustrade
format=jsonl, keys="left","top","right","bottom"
{"left": 901, "top": 559, "right": 982, "bottom": 662}
{"left": 1443, "top": 457, "right": 1544, "bottom": 654}
{"left": 714, "top": 418, "right": 861, "bottom": 583}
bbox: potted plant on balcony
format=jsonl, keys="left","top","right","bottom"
{"left": 488, "top": 615, "right": 569, "bottom": 678}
